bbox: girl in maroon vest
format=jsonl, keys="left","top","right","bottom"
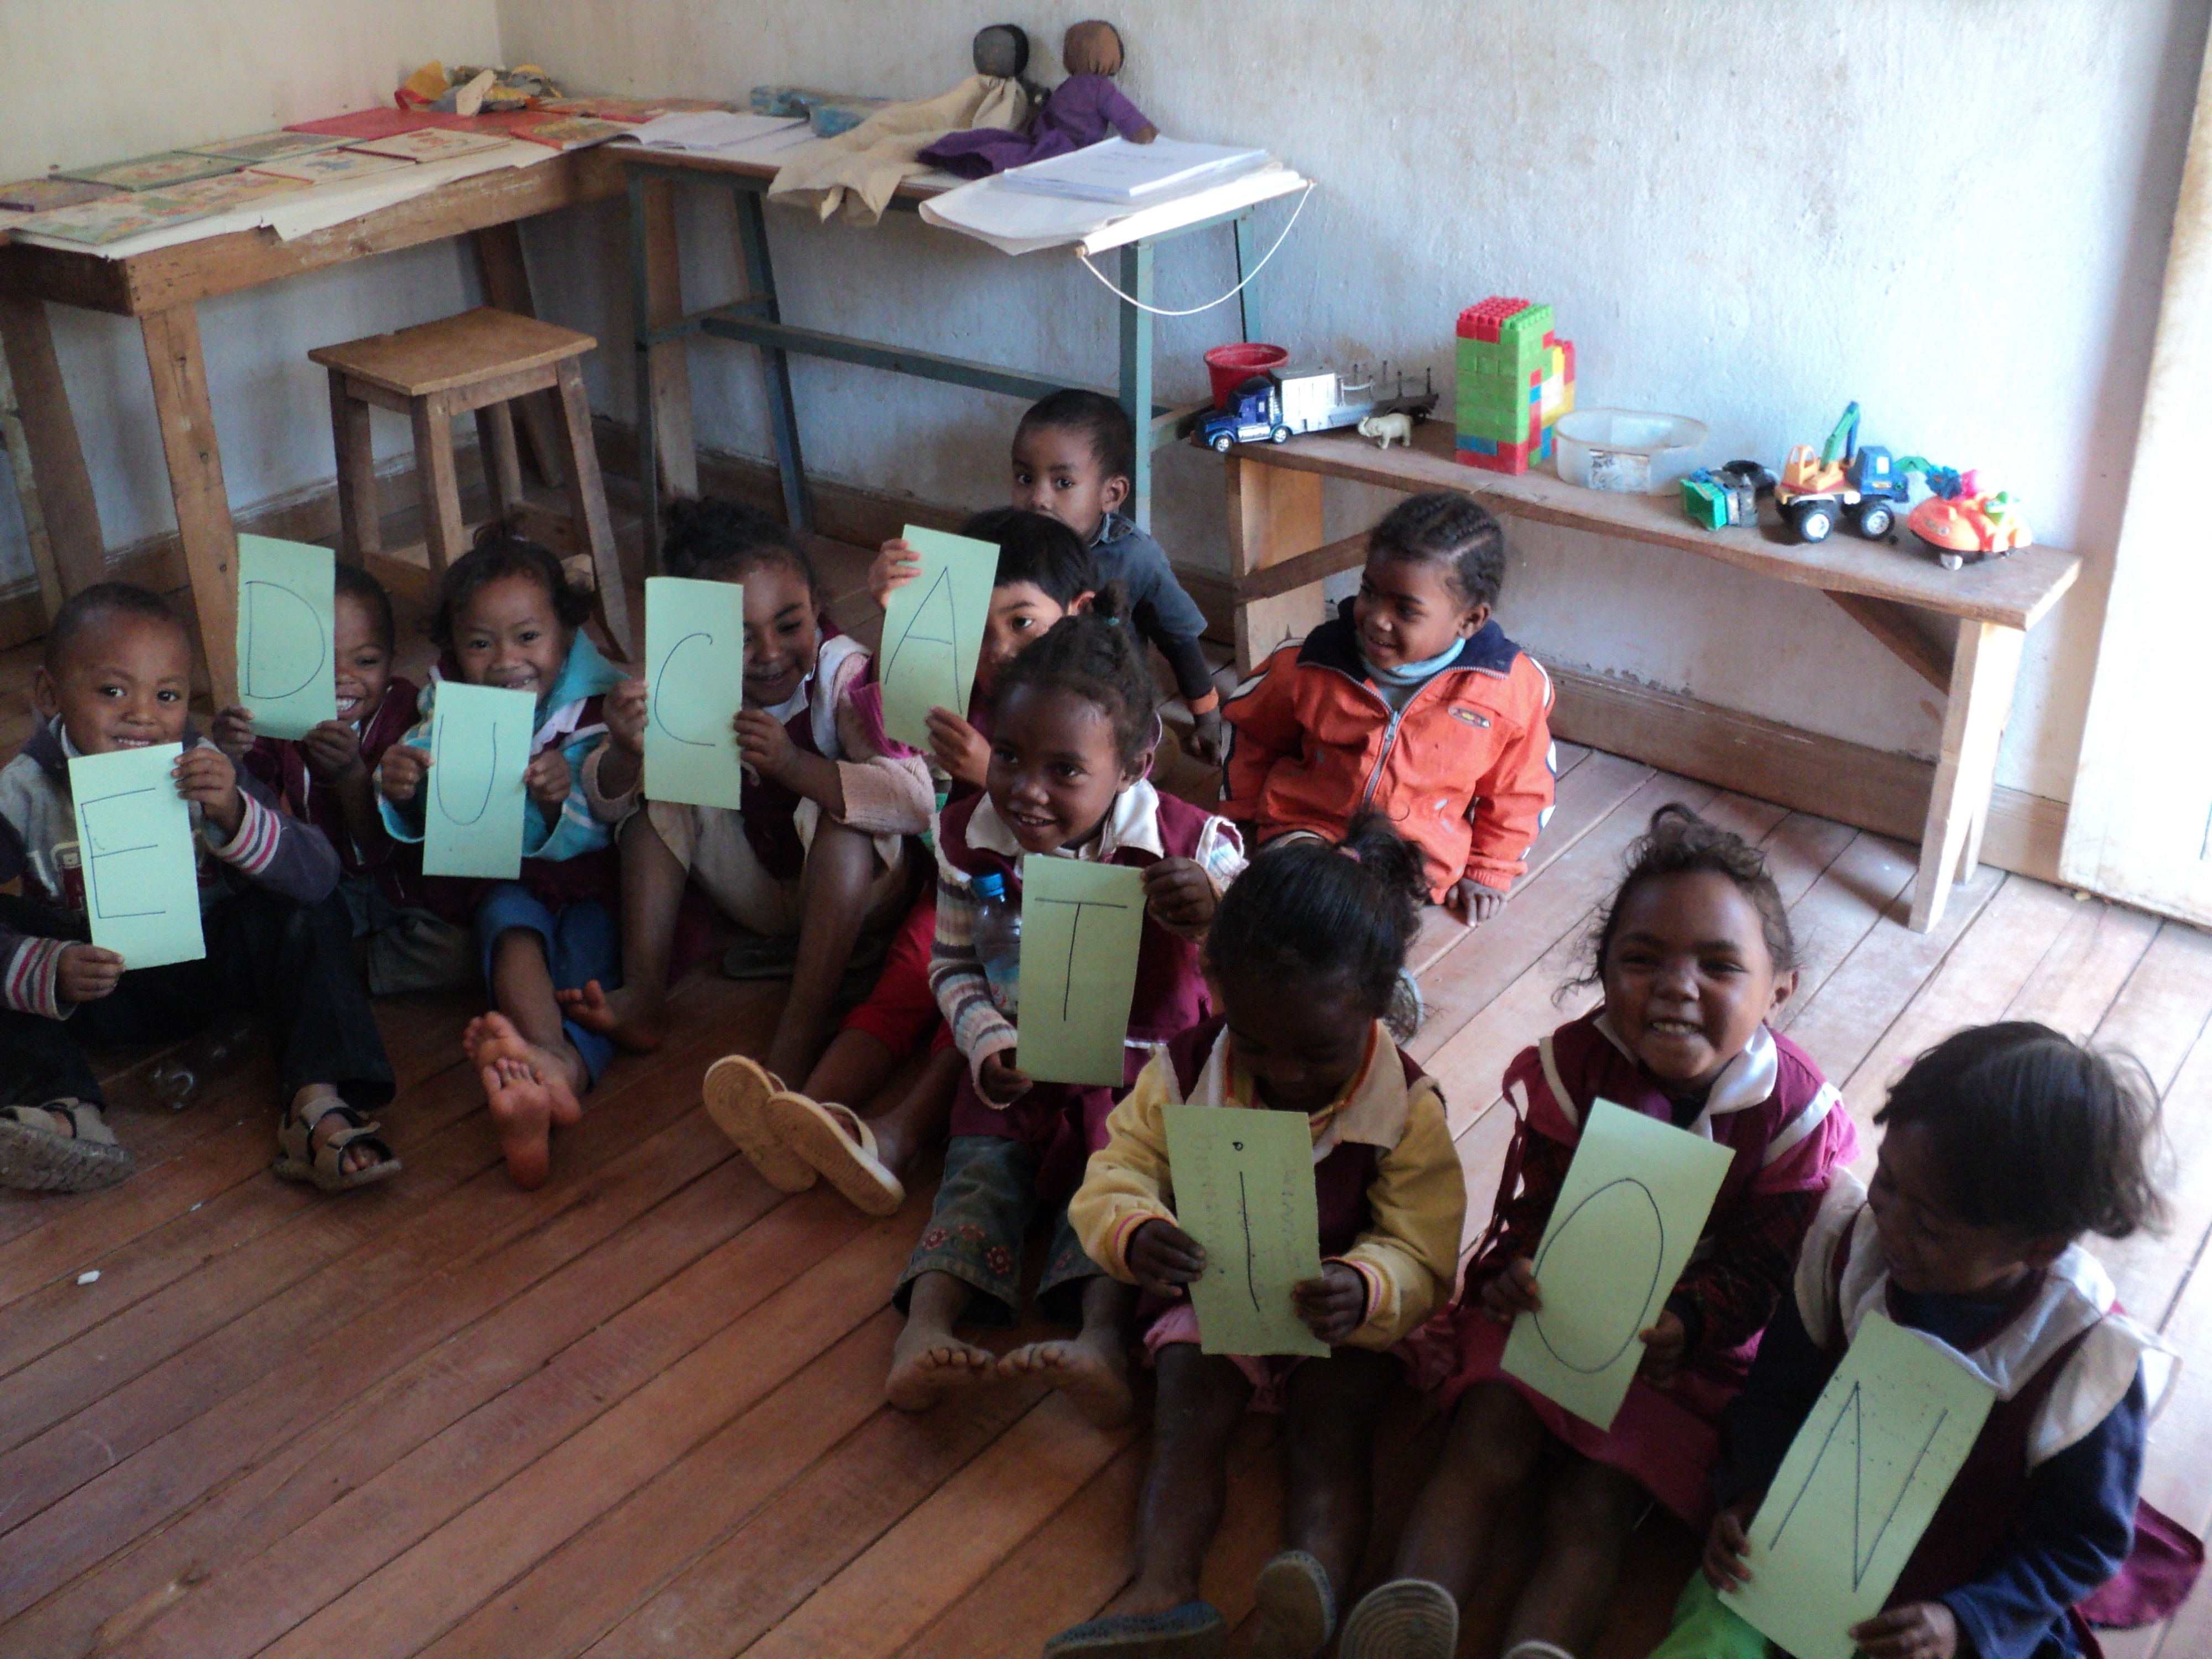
{"left": 1049, "top": 817, "right": 1464, "bottom": 1659}
{"left": 885, "top": 592, "right": 1246, "bottom": 1429}
{"left": 1342, "top": 806, "right": 1858, "bottom": 1659}
{"left": 1664, "top": 1023, "right": 2191, "bottom": 1659}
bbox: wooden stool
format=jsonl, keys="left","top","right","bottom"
{"left": 310, "top": 306, "right": 633, "bottom": 655}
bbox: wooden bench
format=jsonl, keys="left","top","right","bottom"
{"left": 1212, "top": 419, "right": 2083, "bottom": 932}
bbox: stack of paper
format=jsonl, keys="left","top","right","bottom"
{"left": 998, "top": 136, "right": 1270, "bottom": 205}
{"left": 619, "top": 111, "right": 807, "bottom": 152}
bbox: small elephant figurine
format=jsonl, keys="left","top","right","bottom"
{"left": 1358, "top": 411, "right": 1415, "bottom": 450}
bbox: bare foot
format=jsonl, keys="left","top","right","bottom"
{"left": 466, "top": 1013, "right": 585, "bottom": 1190}
{"left": 1000, "top": 1334, "right": 1135, "bottom": 1428}
{"left": 554, "top": 980, "right": 669, "bottom": 1054}
{"left": 885, "top": 1319, "right": 1001, "bottom": 1412}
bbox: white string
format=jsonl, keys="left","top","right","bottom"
{"left": 1073, "top": 181, "right": 1316, "bottom": 317}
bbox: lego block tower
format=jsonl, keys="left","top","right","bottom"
{"left": 1455, "top": 297, "right": 1575, "bottom": 473}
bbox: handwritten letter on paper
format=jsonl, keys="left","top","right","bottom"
{"left": 1501, "top": 1098, "right": 1735, "bottom": 1430}
{"left": 236, "top": 535, "right": 337, "bottom": 740}
{"left": 878, "top": 525, "right": 998, "bottom": 750}
{"left": 1162, "top": 1103, "right": 1329, "bottom": 1358}
{"left": 69, "top": 744, "right": 205, "bottom": 968}
{"left": 1726, "top": 1311, "right": 1995, "bottom": 1659}
{"left": 1015, "top": 858, "right": 1146, "bottom": 1086}
{"left": 422, "top": 683, "right": 535, "bottom": 880}
{"left": 645, "top": 576, "right": 746, "bottom": 810}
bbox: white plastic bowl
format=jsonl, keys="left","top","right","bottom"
{"left": 1554, "top": 409, "right": 1708, "bottom": 493}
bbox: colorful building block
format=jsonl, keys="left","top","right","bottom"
{"left": 1454, "top": 296, "right": 1573, "bottom": 474}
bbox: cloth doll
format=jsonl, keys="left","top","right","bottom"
{"left": 921, "top": 19, "right": 1159, "bottom": 179}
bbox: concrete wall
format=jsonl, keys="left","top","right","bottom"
{"left": 0, "top": 0, "right": 505, "bottom": 580}
{"left": 500, "top": 0, "right": 2210, "bottom": 801}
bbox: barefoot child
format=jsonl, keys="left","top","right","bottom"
{"left": 1222, "top": 491, "right": 1555, "bottom": 927}
{"left": 712, "top": 507, "right": 1097, "bottom": 1215}
{"left": 214, "top": 563, "right": 472, "bottom": 995}
{"left": 1340, "top": 805, "right": 1858, "bottom": 1659}
{"left": 886, "top": 593, "right": 1245, "bottom": 1426}
{"left": 377, "top": 533, "right": 626, "bottom": 1189}
{"left": 0, "top": 585, "right": 397, "bottom": 1193}
{"left": 1667, "top": 1024, "right": 2189, "bottom": 1659}
{"left": 1048, "top": 817, "right": 1464, "bottom": 1659}
{"left": 568, "top": 497, "right": 932, "bottom": 1091}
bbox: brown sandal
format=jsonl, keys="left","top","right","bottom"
{"left": 274, "top": 1097, "right": 401, "bottom": 1192}
{"left": 0, "top": 1099, "right": 132, "bottom": 1192}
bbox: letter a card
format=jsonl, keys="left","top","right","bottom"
{"left": 1726, "top": 1311, "right": 1994, "bottom": 1659}
{"left": 878, "top": 524, "right": 996, "bottom": 750}
{"left": 236, "top": 535, "right": 336, "bottom": 739}
{"left": 1015, "top": 858, "right": 1145, "bottom": 1086}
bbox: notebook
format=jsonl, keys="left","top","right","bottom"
{"left": 997, "top": 136, "right": 1270, "bottom": 205}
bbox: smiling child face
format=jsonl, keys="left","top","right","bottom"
{"left": 35, "top": 611, "right": 192, "bottom": 754}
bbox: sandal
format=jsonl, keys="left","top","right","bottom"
{"left": 702, "top": 1055, "right": 816, "bottom": 1192}
{"left": 1249, "top": 1551, "right": 1334, "bottom": 1659}
{"left": 764, "top": 1091, "right": 905, "bottom": 1216}
{"left": 1337, "top": 1579, "right": 1458, "bottom": 1659}
{"left": 1044, "top": 1601, "right": 1226, "bottom": 1658}
{"left": 273, "top": 1095, "right": 401, "bottom": 1192}
{"left": 0, "top": 1100, "right": 132, "bottom": 1192}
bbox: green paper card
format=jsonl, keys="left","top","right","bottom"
{"left": 1501, "top": 1098, "right": 1735, "bottom": 1430}
{"left": 68, "top": 744, "right": 205, "bottom": 968}
{"left": 1164, "top": 1103, "right": 1329, "bottom": 1358}
{"left": 1014, "top": 857, "right": 1146, "bottom": 1086}
{"left": 878, "top": 524, "right": 997, "bottom": 750}
{"left": 236, "top": 535, "right": 337, "bottom": 740}
{"left": 644, "top": 576, "right": 745, "bottom": 810}
{"left": 1726, "top": 1311, "right": 1995, "bottom": 1659}
{"left": 422, "top": 683, "right": 535, "bottom": 880}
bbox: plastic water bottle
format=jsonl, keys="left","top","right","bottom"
{"left": 972, "top": 872, "right": 1021, "bottom": 1016}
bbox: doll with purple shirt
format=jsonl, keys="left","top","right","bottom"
{"left": 922, "top": 20, "right": 1158, "bottom": 178}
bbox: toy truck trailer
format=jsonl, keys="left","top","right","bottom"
{"left": 1201, "top": 365, "right": 1437, "bottom": 453}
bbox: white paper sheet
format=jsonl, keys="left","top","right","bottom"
{"left": 920, "top": 163, "right": 1305, "bottom": 256}
{"left": 998, "top": 135, "right": 1271, "bottom": 204}
{"left": 618, "top": 111, "right": 805, "bottom": 151}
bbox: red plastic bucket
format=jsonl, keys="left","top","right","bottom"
{"left": 1204, "top": 342, "right": 1289, "bottom": 409}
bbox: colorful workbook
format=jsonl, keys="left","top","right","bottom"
{"left": 347, "top": 129, "right": 512, "bottom": 165}
{"left": 284, "top": 108, "right": 451, "bottom": 140}
{"left": 0, "top": 177, "right": 115, "bottom": 212}
{"left": 507, "top": 115, "right": 633, "bottom": 151}
{"left": 189, "top": 131, "right": 351, "bottom": 165}
{"left": 57, "top": 150, "right": 241, "bottom": 192}
{"left": 541, "top": 95, "right": 731, "bottom": 122}
{"left": 249, "top": 149, "right": 414, "bottom": 186}
{"left": 22, "top": 173, "right": 299, "bottom": 245}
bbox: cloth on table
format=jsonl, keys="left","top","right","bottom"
{"left": 921, "top": 73, "right": 1154, "bottom": 179}
{"left": 769, "top": 74, "right": 1029, "bottom": 227}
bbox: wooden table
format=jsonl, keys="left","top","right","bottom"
{"left": 0, "top": 149, "right": 627, "bottom": 704}
{"left": 1213, "top": 419, "right": 2083, "bottom": 931}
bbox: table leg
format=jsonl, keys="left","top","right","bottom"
{"left": 733, "top": 185, "right": 809, "bottom": 530}
{"left": 1910, "top": 619, "right": 2025, "bottom": 931}
{"left": 626, "top": 171, "right": 662, "bottom": 562}
{"left": 640, "top": 176, "right": 699, "bottom": 533}
{"left": 472, "top": 223, "right": 567, "bottom": 491}
{"left": 1232, "top": 212, "right": 1260, "bottom": 345}
{"left": 0, "top": 290, "right": 106, "bottom": 600}
{"left": 1225, "top": 454, "right": 1327, "bottom": 677}
{"left": 140, "top": 304, "right": 240, "bottom": 705}
{"left": 556, "top": 358, "right": 634, "bottom": 660}
{"left": 1118, "top": 239, "right": 1155, "bottom": 531}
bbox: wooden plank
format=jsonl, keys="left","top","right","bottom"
{"left": 471, "top": 224, "right": 568, "bottom": 489}
{"left": 1233, "top": 530, "right": 1364, "bottom": 606}
{"left": 0, "top": 289, "right": 106, "bottom": 594}
{"left": 557, "top": 357, "right": 636, "bottom": 657}
{"left": 411, "top": 390, "right": 467, "bottom": 578}
{"left": 2089, "top": 921, "right": 2212, "bottom": 1093}
{"left": 1825, "top": 591, "right": 1953, "bottom": 691}
{"left": 1912, "top": 621, "right": 2026, "bottom": 930}
{"left": 310, "top": 307, "right": 592, "bottom": 400}
{"left": 1224, "top": 455, "right": 1326, "bottom": 675}
{"left": 2001, "top": 898, "right": 2160, "bottom": 1039}
{"left": 1771, "top": 831, "right": 1921, "bottom": 1022}
{"left": 138, "top": 303, "right": 241, "bottom": 706}
{"left": 643, "top": 175, "right": 700, "bottom": 505}
{"left": 1407, "top": 745, "right": 1596, "bottom": 976}
{"left": 2103, "top": 1017, "right": 2212, "bottom": 1321}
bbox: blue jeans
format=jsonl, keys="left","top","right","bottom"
{"left": 475, "top": 884, "right": 618, "bottom": 1086}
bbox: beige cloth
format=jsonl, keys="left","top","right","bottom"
{"left": 768, "top": 74, "right": 1029, "bottom": 227}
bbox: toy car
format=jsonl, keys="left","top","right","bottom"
{"left": 1907, "top": 471, "right": 2032, "bottom": 570}
{"left": 1201, "top": 364, "right": 1437, "bottom": 453}
{"left": 1775, "top": 403, "right": 1910, "bottom": 542}
{"left": 1681, "top": 459, "right": 1777, "bottom": 529}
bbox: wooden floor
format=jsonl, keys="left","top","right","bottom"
{"left": 5, "top": 554, "right": 2212, "bottom": 1655}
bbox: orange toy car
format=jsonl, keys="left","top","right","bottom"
{"left": 1906, "top": 469, "right": 2032, "bottom": 570}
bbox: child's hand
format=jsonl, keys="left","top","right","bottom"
{"left": 925, "top": 708, "right": 991, "bottom": 787}
{"left": 1700, "top": 1494, "right": 1760, "bottom": 1592}
{"left": 1127, "top": 1217, "right": 1206, "bottom": 1295}
{"left": 211, "top": 705, "right": 257, "bottom": 761}
{"left": 868, "top": 538, "right": 922, "bottom": 611}
{"left": 1637, "top": 1307, "right": 1688, "bottom": 1385}
{"left": 1479, "top": 1256, "right": 1541, "bottom": 1323}
{"left": 525, "top": 748, "right": 572, "bottom": 808}
{"left": 1293, "top": 1262, "right": 1368, "bottom": 1344}
{"left": 1447, "top": 878, "right": 1506, "bottom": 925}
{"left": 1849, "top": 1601, "right": 1959, "bottom": 1659}
{"left": 299, "top": 719, "right": 364, "bottom": 782}
{"left": 604, "top": 679, "right": 648, "bottom": 757}
{"left": 1183, "top": 708, "right": 1227, "bottom": 768}
{"left": 379, "top": 743, "right": 430, "bottom": 803}
{"left": 174, "top": 745, "right": 244, "bottom": 838}
{"left": 976, "top": 1049, "right": 1032, "bottom": 1105}
{"left": 56, "top": 942, "right": 124, "bottom": 1004}
{"left": 734, "top": 707, "right": 797, "bottom": 784}
{"left": 1143, "top": 857, "right": 1217, "bottom": 936}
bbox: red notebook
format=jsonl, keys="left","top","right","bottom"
{"left": 283, "top": 108, "right": 470, "bottom": 140}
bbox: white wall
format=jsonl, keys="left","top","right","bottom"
{"left": 0, "top": 0, "right": 506, "bottom": 578}
{"left": 499, "top": 0, "right": 2211, "bottom": 802}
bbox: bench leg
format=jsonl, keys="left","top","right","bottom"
{"left": 140, "top": 304, "right": 239, "bottom": 706}
{"left": 1225, "top": 454, "right": 1327, "bottom": 677}
{"left": 411, "top": 390, "right": 467, "bottom": 580}
{"left": 476, "top": 401, "right": 525, "bottom": 523}
{"left": 0, "top": 289, "right": 106, "bottom": 603}
{"left": 329, "top": 370, "right": 380, "bottom": 564}
{"left": 555, "top": 358, "right": 634, "bottom": 660}
{"left": 1911, "top": 619, "right": 2025, "bottom": 931}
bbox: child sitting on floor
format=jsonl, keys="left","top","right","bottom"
{"left": 1050, "top": 816, "right": 1465, "bottom": 1659}
{"left": 0, "top": 584, "right": 397, "bottom": 1194}
{"left": 1339, "top": 805, "right": 1858, "bottom": 1659}
{"left": 570, "top": 497, "right": 932, "bottom": 1093}
{"left": 888, "top": 592, "right": 1245, "bottom": 1426}
{"left": 876, "top": 388, "right": 1225, "bottom": 764}
{"left": 1664, "top": 1024, "right": 2190, "bottom": 1659}
{"left": 377, "top": 532, "right": 625, "bottom": 1190}
{"left": 213, "top": 562, "right": 472, "bottom": 995}
{"left": 707, "top": 507, "right": 1097, "bottom": 1217}
{"left": 1222, "top": 491, "right": 1555, "bottom": 926}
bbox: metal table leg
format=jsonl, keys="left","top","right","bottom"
{"left": 732, "top": 185, "right": 811, "bottom": 531}
{"left": 1118, "top": 240, "right": 1155, "bottom": 530}
{"left": 625, "top": 170, "right": 662, "bottom": 562}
